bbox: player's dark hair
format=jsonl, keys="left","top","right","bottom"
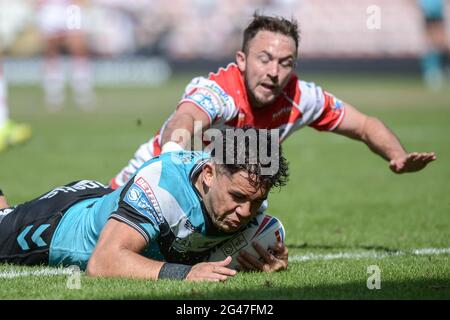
{"left": 210, "top": 127, "right": 289, "bottom": 190}
{"left": 242, "top": 12, "right": 300, "bottom": 55}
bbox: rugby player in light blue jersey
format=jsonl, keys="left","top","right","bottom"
{"left": 0, "top": 128, "right": 289, "bottom": 281}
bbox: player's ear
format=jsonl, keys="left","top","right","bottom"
{"left": 202, "top": 163, "right": 215, "bottom": 188}
{"left": 236, "top": 51, "right": 246, "bottom": 73}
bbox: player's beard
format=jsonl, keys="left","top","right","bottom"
{"left": 245, "top": 78, "right": 278, "bottom": 109}
{"left": 210, "top": 212, "right": 240, "bottom": 233}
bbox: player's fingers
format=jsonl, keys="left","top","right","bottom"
{"left": 269, "top": 243, "right": 288, "bottom": 258}
{"left": 211, "top": 256, "right": 233, "bottom": 267}
{"left": 211, "top": 265, "right": 237, "bottom": 276}
{"left": 252, "top": 242, "right": 277, "bottom": 263}
{"left": 198, "top": 270, "right": 231, "bottom": 282}
{"left": 240, "top": 249, "right": 267, "bottom": 270}
{"left": 236, "top": 255, "right": 258, "bottom": 271}
{"left": 421, "top": 153, "right": 437, "bottom": 162}
{"left": 208, "top": 273, "right": 230, "bottom": 282}
{"left": 187, "top": 272, "right": 226, "bottom": 282}
{"left": 270, "top": 242, "right": 287, "bottom": 252}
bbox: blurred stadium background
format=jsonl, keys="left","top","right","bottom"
{"left": 0, "top": 0, "right": 449, "bottom": 299}
{"left": 1, "top": 0, "right": 450, "bottom": 83}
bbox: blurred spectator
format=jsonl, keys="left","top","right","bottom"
{"left": 2, "top": 1, "right": 450, "bottom": 78}
{"left": 36, "top": 0, "right": 94, "bottom": 110}
{"left": 0, "top": 59, "right": 32, "bottom": 153}
{"left": 418, "top": 0, "right": 449, "bottom": 90}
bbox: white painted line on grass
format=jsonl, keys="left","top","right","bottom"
{"left": 0, "top": 248, "right": 448, "bottom": 278}
{"left": 0, "top": 267, "right": 73, "bottom": 279}
{"left": 289, "top": 247, "right": 450, "bottom": 263}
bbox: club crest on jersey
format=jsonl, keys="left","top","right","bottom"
{"left": 124, "top": 177, "right": 164, "bottom": 225}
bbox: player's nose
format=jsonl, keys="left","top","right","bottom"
{"left": 267, "top": 61, "right": 279, "bottom": 79}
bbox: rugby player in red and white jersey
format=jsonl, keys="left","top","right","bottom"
{"left": 110, "top": 13, "right": 437, "bottom": 189}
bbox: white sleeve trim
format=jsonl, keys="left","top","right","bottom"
{"left": 177, "top": 99, "right": 214, "bottom": 125}
{"left": 328, "top": 106, "right": 346, "bottom": 131}
{"left": 109, "top": 214, "right": 150, "bottom": 244}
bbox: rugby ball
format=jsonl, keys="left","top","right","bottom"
{"left": 208, "top": 214, "right": 285, "bottom": 269}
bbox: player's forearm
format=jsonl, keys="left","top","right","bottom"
{"left": 161, "top": 113, "right": 197, "bottom": 148}
{"left": 361, "top": 116, "right": 407, "bottom": 161}
{"left": 86, "top": 247, "right": 164, "bottom": 280}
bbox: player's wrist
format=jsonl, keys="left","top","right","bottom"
{"left": 158, "top": 262, "right": 192, "bottom": 280}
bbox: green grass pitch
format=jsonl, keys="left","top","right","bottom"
{"left": 0, "top": 73, "right": 449, "bottom": 299}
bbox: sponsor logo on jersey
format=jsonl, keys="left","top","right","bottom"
{"left": 326, "top": 92, "right": 343, "bottom": 111}
{"left": 205, "top": 82, "right": 231, "bottom": 106}
{"left": 219, "top": 233, "right": 248, "bottom": 256}
{"left": 173, "top": 234, "right": 213, "bottom": 252}
{"left": 187, "top": 82, "right": 231, "bottom": 120}
{"left": 187, "top": 87, "right": 221, "bottom": 120}
{"left": 173, "top": 233, "right": 230, "bottom": 253}
{"left": 124, "top": 177, "right": 164, "bottom": 225}
{"left": 135, "top": 177, "right": 163, "bottom": 221}
{"left": 39, "top": 180, "right": 106, "bottom": 200}
{"left": 272, "top": 106, "right": 292, "bottom": 121}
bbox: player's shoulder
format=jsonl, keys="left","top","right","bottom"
{"left": 295, "top": 79, "right": 326, "bottom": 105}
{"left": 159, "top": 151, "right": 209, "bottom": 174}
{"left": 125, "top": 151, "right": 209, "bottom": 226}
{"left": 208, "top": 63, "right": 240, "bottom": 80}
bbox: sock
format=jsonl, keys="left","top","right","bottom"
{"left": 421, "top": 50, "right": 444, "bottom": 89}
{"left": 70, "top": 56, "right": 93, "bottom": 106}
{"left": 43, "top": 57, "right": 65, "bottom": 106}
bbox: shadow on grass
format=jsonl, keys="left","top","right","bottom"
{"left": 286, "top": 242, "right": 401, "bottom": 253}
{"left": 125, "top": 277, "right": 450, "bottom": 300}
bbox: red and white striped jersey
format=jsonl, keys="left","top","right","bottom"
{"left": 110, "top": 63, "right": 347, "bottom": 188}
{"left": 154, "top": 63, "right": 345, "bottom": 154}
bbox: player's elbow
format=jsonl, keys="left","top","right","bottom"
{"left": 86, "top": 251, "right": 109, "bottom": 277}
{"left": 86, "top": 256, "right": 101, "bottom": 277}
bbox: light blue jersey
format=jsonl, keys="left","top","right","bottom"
{"left": 49, "top": 151, "right": 232, "bottom": 269}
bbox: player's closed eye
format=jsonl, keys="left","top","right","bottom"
{"left": 259, "top": 55, "right": 270, "bottom": 64}
{"left": 231, "top": 192, "right": 246, "bottom": 202}
{"left": 280, "top": 60, "right": 294, "bottom": 68}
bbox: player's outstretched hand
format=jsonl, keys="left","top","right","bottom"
{"left": 389, "top": 152, "right": 436, "bottom": 174}
{"left": 236, "top": 242, "right": 288, "bottom": 273}
{"left": 186, "top": 256, "right": 237, "bottom": 282}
